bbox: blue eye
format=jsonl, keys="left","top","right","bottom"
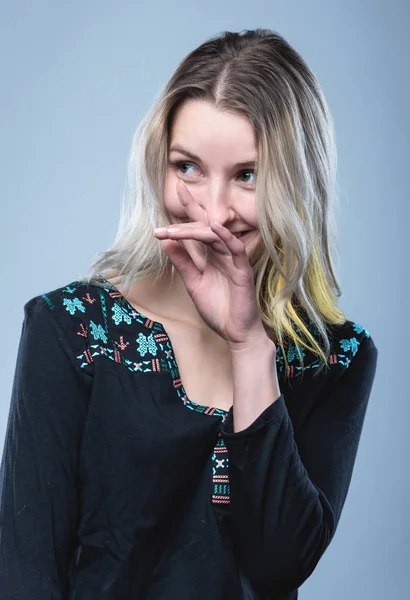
{"left": 239, "top": 170, "right": 256, "bottom": 184}
{"left": 170, "top": 161, "right": 256, "bottom": 185}
{"left": 174, "top": 161, "right": 197, "bottom": 176}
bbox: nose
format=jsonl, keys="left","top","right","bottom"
{"left": 196, "top": 183, "right": 235, "bottom": 227}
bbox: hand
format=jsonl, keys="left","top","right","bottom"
{"left": 154, "top": 179, "right": 275, "bottom": 350}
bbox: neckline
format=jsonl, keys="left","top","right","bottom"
{"left": 89, "top": 275, "right": 231, "bottom": 417}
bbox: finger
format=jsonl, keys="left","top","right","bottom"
{"left": 170, "top": 220, "right": 205, "bottom": 228}
{"left": 156, "top": 222, "right": 251, "bottom": 275}
{"left": 176, "top": 179, "right": 208, "bottom": 224}
{"left": 160, "top": 239, "right": 202, "bottom": 297}
{"left": 155, "top": 225, "right": 229, "bottom": 253}
{"left": 210, "top": 220, "right": 252, "bottom": 271}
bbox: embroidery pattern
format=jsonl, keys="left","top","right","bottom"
{"left": 41, "top": 275, "right": 371, "bottom": 507}
{"left": 212, "top": 433, "right": 231, "bottom": 504}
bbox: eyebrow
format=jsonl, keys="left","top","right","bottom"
{"left": 169, "top": 144, "right": 257, "bottom": 169}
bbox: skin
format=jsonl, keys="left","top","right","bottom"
{"left": 115, "top": 98, "right": 281, "bottom": 430}
{"left": 153, "top": 99, "right": 270, "bottom": 348}
{"left": 150, "top": 99, "right": 265, "bottom": 333}
{"left": 154, "top": 99, "right": 281, "bottom": 429}
{"left": 164, "top": 99, "right": 261, "bottom": 266}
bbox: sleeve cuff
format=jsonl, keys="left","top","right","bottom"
{"left": 220, "top": 393, "right": 286, "bottom": 439}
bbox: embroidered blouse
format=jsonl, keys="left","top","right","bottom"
{"left": 0, "top": 276, "right": 378, "bottom": 599}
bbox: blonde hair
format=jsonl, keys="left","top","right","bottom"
{"left": 82, "top": 28, "right": 347, "bottom": 379}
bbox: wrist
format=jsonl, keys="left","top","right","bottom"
{"left": 228, "top": 329, "right": 276, "bottom": 356}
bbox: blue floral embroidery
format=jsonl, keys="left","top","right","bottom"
{"left": 112, "top": 302, "right": 133, "bottom": 326}
{"left": 61, "top": 284, "right": 78, "bottom": 295}
{"left": 353, "top": 322, "right": 369, "bottom": 336}
{"left": 89, "top": 320, "right": 108, "bottom": 344}
{"left": 136, "top": 332, "right": 158, "bottom": 357}
{"left": 63, "top": 297, "right": 86, "bottom": 315}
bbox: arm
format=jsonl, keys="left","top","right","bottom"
{"left": 0, "top": 297, "right": 91, "bottom": 599}
{"left": 229, "top": 334, "right": 281, "bottom": 433}
{"left": 221, "top": 333, "right": 378, "bottom": 595}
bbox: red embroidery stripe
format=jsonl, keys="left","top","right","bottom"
{"left": 155, "top": 333, "right": 168, "bottom": 342}
{"left": 212, "top": 495, "right": 230, "bottom": 504}
{"left": 83, "top": 348, "right": 94, "bottom": 364}
{"left": 329, "top": 353, "right": 338, "bottom": 364}
{"left": 151, "top": 358, "right": 161, "bottom": 372}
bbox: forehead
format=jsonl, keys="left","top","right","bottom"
{"left": 169, "top": 100, "right": 257, "bottom": 155}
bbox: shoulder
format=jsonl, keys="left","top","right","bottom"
{"left": 327, "top": 318, "right": 378, "bottom": 378}
{"left": 24, "top": 276, "right": 124, "bottom": 321}
{"left": 24, "top": 278, "right": 105, "bottom": 328}
{"left": 297, "top": 319, "right": 378, "bottom": 426}
{"left": 314, "top": 318, "right": 378, "bottom": 402}
{"left": 21, "top": 278, "right": 118, "bottom": 376}
{"left": 22, "top": 276, "right": 162, "bottom": 377}
{"left": 279, "top": 316, "right": 378, "bottom": 386}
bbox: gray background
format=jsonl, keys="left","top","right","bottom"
{"left": 1, "top": 1, "right": 408, "bottom": 597}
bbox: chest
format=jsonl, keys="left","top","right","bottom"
{"left": 161, "top": 321, "right": 234, "bottom": 413}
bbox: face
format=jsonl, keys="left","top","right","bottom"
{"left": 164, "top": 100, "right": 264, "bottom": 272}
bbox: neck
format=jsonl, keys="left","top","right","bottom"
{"left": 131, "top": 263, "right": 209, "bottom": 331}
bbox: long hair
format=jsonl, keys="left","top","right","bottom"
{"left": 80, "top": 28, "right": 346, "bottom": 378}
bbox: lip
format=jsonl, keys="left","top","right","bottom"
{"left": 234, "top": 230, "right": 254, "bottom": 241}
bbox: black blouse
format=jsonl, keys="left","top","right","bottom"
{"left": 0, "top": 276, "right": 378, "bottom": 599}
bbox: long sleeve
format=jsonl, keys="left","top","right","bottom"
{"left": 220, "top": 333, "right": 378, "bottom": 596}
{"left": 0, "top": 297, "right": 91, "bottom": 599}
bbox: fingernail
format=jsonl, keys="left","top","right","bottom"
{"left": 154, "top": 227, "right": 166, "bottom": 232}
{"left": 167, "top": 227, "right": 180, "bottom": 232}
{"left": 213, "top": 220, "right": 223, "bottom": 229}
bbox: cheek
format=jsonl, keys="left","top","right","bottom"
{"left": 163, "top": 170, "right": 175, "bottom": 201}
{"left": 164, "top": 172, "right": 187, "bottom": 217}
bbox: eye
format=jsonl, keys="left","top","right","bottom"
{"left": 238, "top": 169, "right": 256, "bottom": 185}
{"left": 171, "top": 161, "right": 198, "bottom": 176}
{"left": 169, "top": 161, "right": 256, "bottom": 185}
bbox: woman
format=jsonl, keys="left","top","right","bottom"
{"left": 0, "top": 29, "right": 378, "bottom": 599}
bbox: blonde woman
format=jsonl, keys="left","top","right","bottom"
{"left": 0, "top": 29, "right": 378, "bottom": 599}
